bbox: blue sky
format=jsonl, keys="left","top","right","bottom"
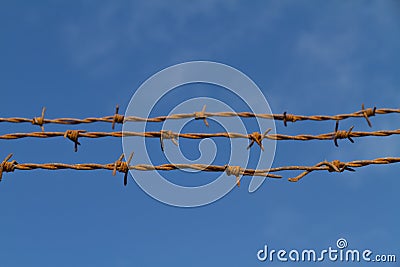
{"left": 0, "top": 1, "right": 399, "bottom": 266}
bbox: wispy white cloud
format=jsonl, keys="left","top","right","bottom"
{"left": 61, "top": 1, "right": 290, "bottom": 73}
{"left": 271, "top": 1, "right": 400, "bottom": 111}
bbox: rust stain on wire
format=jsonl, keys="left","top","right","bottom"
{"left": 1, "top": 154, "right": 399, "bottom": 184}
{"left": 1, "top": 104, "right": 398, "bottom": 129}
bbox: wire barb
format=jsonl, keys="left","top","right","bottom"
{"left": 194, "top": 105, "right": 209, "bottom": 127}
{"left": 160, "top": 130, "right": 179, "bottom": 152}
{"left": 113, "top": 152, "right": 134, "bottom": 186}
{"left": 247, "top": 129, "right": 271, "bottom": 151}
{"left": 64, "top": 130, "right": 85, "bottom": 152}
{"left": 0, "top": 154, "right": 17, "bottom": 181}
{"left": 361, "top": 104, "right": 376, "bottom": 127}
{"left": 333, "top": 121, "right": 354, "bottom": 147}
{"left": 32, "top": 107, "right": 46, "bottom": 131}
{"left": 225, "top": 165, "right": 243, "bottom": 187}
{"left": 283, "top": 111, "right": 296, "bottom": 127}
{"left": 112, "top": 105, "right": 124, "bottom": 130}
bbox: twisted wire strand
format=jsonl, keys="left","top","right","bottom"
{"left": 0, "top": 153, "right": 280, "bottom": 186}
{"left": 13, "top": 163, "right": 279, "bottom": 177}
{"left": 1, "top": 105, "right": 398, "bottom": 129}
{"left": 0, "top": 128, "right": 398, "bottom": 143}
{"left": 1, "top": 154, "right": 398, "bottom": 184}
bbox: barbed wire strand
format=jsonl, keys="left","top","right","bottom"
{"left": 0, "top": 127, "right": 399, "bottom": 151}
{"left": 1, "top": 104, "right": 399, "bottom": 130}
{"left": 1, "top": 154, "right": 398, "bottom": 185}
{"left": 286, "top": 157, "right": 400, "bottom": 182}
{"left": 0, "top": 153, "right": 281, "bottom": 187}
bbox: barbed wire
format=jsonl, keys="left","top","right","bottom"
{"left": 1, "top": 105, "right": 398, "bottom": 186}
{"left": 0, "top": 153, "right": 280, "bottom": 186}
{"left": 1, "top": 154, "right": 398, "bottom": 185}
{"left": 285, "top": 157, "right": 400, "bottom": 182}
{"left": 0, "top": 126, "right": 399, "bottom": 151}
{"left": 1, "top": 104, "right": 399, "bottom": 130}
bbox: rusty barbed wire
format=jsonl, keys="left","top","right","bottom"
{"left": 0, "top": 153, "right": 281, "bottom": 186}
{"left": 1, "top": 104, "right": 399, "bottom": 130}
{"left": 0, "top": 127, "right": 399, "bottom": 151}
{"left": 1, "top": 154, "right": 398, "bottom": 185}
{"left": 285, "top": 157, "right": 400, "bottom": 182}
